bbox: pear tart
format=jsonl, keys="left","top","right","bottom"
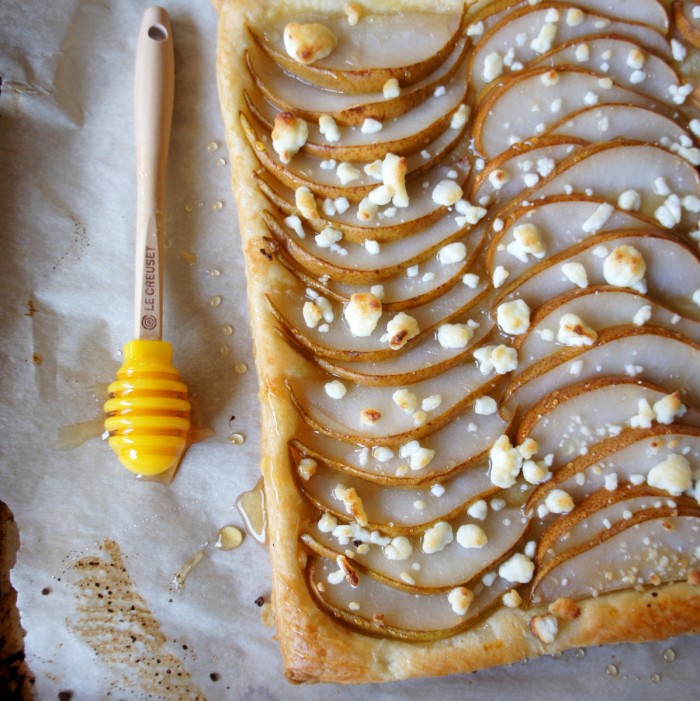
{"left": 216, "top": 0, "right": 700, "bottom": 684}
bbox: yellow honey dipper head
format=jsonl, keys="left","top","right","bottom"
{"left": 104, "top": 339, "right": 191, "bottom": 475}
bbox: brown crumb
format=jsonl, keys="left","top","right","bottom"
{"left": 254, "top": 596, "right": 265, "bottom": 607}
{"left": 548, "top": 597, "right": 580, "bottom": 620}
{"left": 372, "top": 613, "right": 386, "bottom": 628}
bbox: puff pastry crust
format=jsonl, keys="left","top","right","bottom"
{"left": 216, "top": 0, "right": 700, "bottom": 683}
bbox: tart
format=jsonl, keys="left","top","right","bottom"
{"left": 216, "top": 0, "right": 700, "bottom": 683}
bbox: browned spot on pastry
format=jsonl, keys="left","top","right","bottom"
{"left": 689, "top": 569, "right": 700, "bottom": 586}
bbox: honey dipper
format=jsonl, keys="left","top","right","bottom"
{"left": 104, "top": 7, "right": 191, "bottom": 475}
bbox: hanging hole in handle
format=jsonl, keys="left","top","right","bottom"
{"left": 148, "top": 23, "right": 168, "bottom": 41}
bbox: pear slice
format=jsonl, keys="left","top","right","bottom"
{"left": 468, "top": 0, "right": 669, "bottom": 38}
{"left": 250, "top": 10, "right": 465, "bottom": 94}
{"left": 267, "top": 274, "right": 491, "bottom": 363}
{"left": 240, "top": 110, "right": 467, "bottom": 203}
{"left": 516, "top": 287, "right": 700, "bottom": 372}
{"left": 307, "top": 556, "right": 512, "bottom": 640}
{"left": 273, "top": 241, "right": 491, "bottom": 314}
{"left": 504, "top": 326, "right": 700, "bottom": 420}
{"left": 492, "top": 231, "right": 700, "bottom": 317}
{"left": 473, "top": 68, "right": 662, "bottom": 157}
{"left": 525, "top": 425, "right": 700, "bottom": 509}
{"left": 245, "top": 34, "right": 470, "bottom": 127}
{"left": 262, "top": 207, "right": 478, "bottom": 288}
{"left": 291, "top": 405, "right": 512, "bottom": 487}
{"left": 534, "top": 485, "right": 682, "bottom": 567}
{"left": 485, "top": 196, "right": 657, "bottom": 282}
{"left": 674, "top": 0, "right": 700, "bottom": 51}
{"left": 286, "top": 367, "right": 504, "bottom": 447}
{"left": 470, "top": 138, "right": 586, "bottom": 209}
{"left": 309, "top": 322, "right": 494, "bottom": 386}
{"left": 545, "top": 104, "right": 698, "bottom": 163}
{"left": 296, "top": 454, "right": 497, "bottom": 528}
{"left": 496, "top": 142, "right": 700, "bottom": 228}
{"left": 469, "top": 5, "right": 672, "bottom": 95}
{"left": 302, "top": 503, "right": 529, "bottom": 591}
{"left": 253, "top": 159, "right": 471, "bottom": 244}
{"left": 529, "top": 37, "right": 684, "bottom": 104}
{"left": 516, "top": 376, "right": 700, "bottom": 467}
{"left": 530, "top": 509, "right": 700, "bottom": 604}
{"left": 243, "top": 85, "right": 468, "bottom": 163}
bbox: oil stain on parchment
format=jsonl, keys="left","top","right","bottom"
{"left": 68, "top": 539, "right": 205, "bottom": 700}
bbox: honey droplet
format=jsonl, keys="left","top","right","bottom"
{"left": 228, "top": 432, "right": 245, "bottom": 445}
{"left": 215, "top": 526, "right": 243, "bottom": 550}
{"left": 181, "top": 251, "right": 197, "bottom": 265}
{"left": 209, "top": 295, "right": 222, "bottom": 308}
{"left": 236, "top": 478, "right": 267, "bottom": 544}
{"left": 184, "top": 202, "right": 194, "bottom": 213}
{"left": 234, "top": 362, "right": 248, "bottom": 375}
{"left": 662, "top": 648, "right": 675, "bottom": 663}
{"left": 219, "top": 344, "right": 230, "bottom": 358}
{"left": 605, "top": 664, "right": 618, "bottom": 677}
{"left": 650, "top": 673, "right": 661, "bottom": 683}
{"left": 575, "top": 649, "right": 586, "bottom": 659}
{"left": 206, "top": 140, "right": 219, "bottom": 152}
{"left": 212, "top": 200, "right": 224, "bottom": 211}
{"left": 208, "top": 268, "right": 221, "bottom": 277}
{"left": 216, "top": 158, "right": 226, "bottom": 167}
{"left": 222, "top": 324, "right": 233, "bottom": 337}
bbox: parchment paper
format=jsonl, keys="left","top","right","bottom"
{"left": 0, "top": 1, "right": 697, "bottom": 699}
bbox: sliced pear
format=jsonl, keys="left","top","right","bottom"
{"left": 468, "top": 0, "right": 669, "bottom": 38}
{"left": 517, "top": 287, "right": 700, "bottom": 371}
{"left": 244, "top": 84, "right": 468, "bottom": 162}
{"left": 535, "top": 485, "right": 682, "bottom": 567}
{"left": 498, "top": 142, "right": 700, "bottom": 228}
{"left": 469, "top": 5, "right": 671, "bottom": 95}
{"left": 245, "top": 34, "right": 470, "bottom": 127}
{"left": 525, "top": 425, "right": 700, "bottom": 509}
{"left": 485, "top": 196, "right": 658, "bottom": 281}
{"left": 262, "top": 207, "right": 477, "bottom": 287}
{"left": 309, "top": 323, "right": 494, "bottom": 386}
{"left": 516, "top": 376, "right": 700, "bottom": 465}
{"left": 470, "top": 138, "right": 586, "bottom": 208}
{"left": 240, "top": 110, "right": 467, "bottom": 203}
{"left": 307, "top": 555, "right": 512, "bottom": 640}
{"left": 303, "top": 504, "right": 529, "bottom": 591}
{"left": 674, "top": 0, "right": 700, "bottom": 51}
{"left": 290, "top": 408, "right": 512, "bottom": 487}
{"left": 472, "top": 68, "right": 661, "bottom": 157}
{"left": 546, "top": 104, "right": 698, "bottom": 153}
{"left": 267, "top": 274, "right": 492, "bottom": 363}
{"left": 504, "top": 326, "right": 700, "bottom": 420}
{"left": 531, "top": 510, "right": 700, "bottom": 604}
{"left": 253, "top": 156, "right": 471, "bottom": 243}
{"left": 529, "top": 37, "right": 684, "bottom": 104}
{"left": 250, "top": 10, "right": 465, "bottom": 93}
{"left": 286, "top": 367, "right": 505, "bottom": 447}
{"left": 296, "top": 455, "right": 496, "bottom": 530}
{"left": 493, "top": 231, "right": 700, "bottom": 318}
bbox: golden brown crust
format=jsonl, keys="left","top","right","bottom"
{"left": 216, "top": 0, "right": 700, "bottom": 684}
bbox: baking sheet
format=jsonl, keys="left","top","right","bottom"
{"left": 0, "top": 1, "right": 698, "bottom": 698}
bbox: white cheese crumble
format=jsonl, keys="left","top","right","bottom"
{"left": 499, "top": 553, "right": 535, "bottom": 584}
{"left": 557, "top": 313, "right": 597, "bottom": 347}
{"left": 497, "top": 299, "right": 531, "bottom": 335}
{"left": 361, "top": 118, "right": 383, "bottom": 134}
{"left": 647, "top": 454, "right": 692, "bottom": 496}
{"left": 456, "top": 524, "right": 488, "bottom": 549}
{"left": 392, "top": 388, "right": 417, "bottom": 413}
{"left": 318, "top": 114, "right": 340, "bottom": 143}
{"left": 437, "top": 242, "right": 467, "bottom": 264}
{"left": 324, "top": 380, "right": 347, "bottom": 399}
{"left": 381, "top": 312, "right": 420, "bottom": 350}
{"left": 422, "top": 521, "right": 453, "bottom": 554}
{"left": 448, "top": 587, "right": 474, "bottom": 616}
{"left": 561, "top": 261, "right": 589, "bottom": 288}
{"left": 382, "top": 78, "right": 400, "bottom": 99}
{"left": 603, "top": 245, "right": 646, "bottom": 287}
{"left": 489, "top": 435, "right": 523, "bottom": 488}
{"left": 474, "top": 396, "right": 498, "bottom": 415}
{"left": 343, "top": 293, "right": 382, "bottom": 337}
{"left": 437, "top": 323, "right": 474, "bottom": 349}
{"left": 283, "top": 22, "right": 337, "bottom": 65}
{"left": 475, "top": 345, "right": 519, "bottom": 375}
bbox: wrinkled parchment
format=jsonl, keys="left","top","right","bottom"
{"left": 0, "top": 1, "right": 697, "bottom": 699}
